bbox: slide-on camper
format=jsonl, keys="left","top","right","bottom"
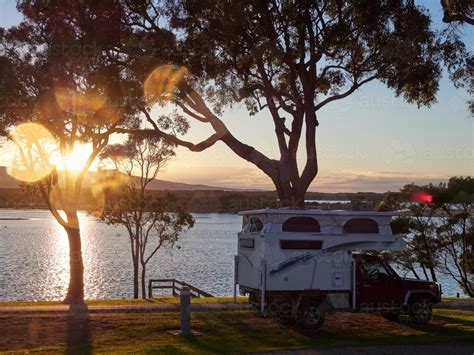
{"left": 235, "top": 209, "right": 441, "bottom": 328}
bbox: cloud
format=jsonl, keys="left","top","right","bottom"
{"left": 158, "top": 165, "right": 452, "bottom": 192}
{"left": 311, "top": 170, "right": 450, "bottom": 192}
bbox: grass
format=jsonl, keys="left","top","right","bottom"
{"left": 440, "top": 297, "right": 474, "bottom": 303}
{"left": 0, "top": 308, "right": 472, "bottom": 353}
{"left": 0, "top": 296, "right": 248, "bottom": 308}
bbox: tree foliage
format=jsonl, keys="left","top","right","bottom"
{"left": 115, "top": 0, "right": 469, "bottom": 207}
{"left": 100, "top": 136, "right": 194, "bottom": 299}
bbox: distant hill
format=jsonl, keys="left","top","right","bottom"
{"left": 0, "top": 167, "right": 387, "bottom": 212}
{"left": 0, "top": 166, "right": 240, "bottom": 191}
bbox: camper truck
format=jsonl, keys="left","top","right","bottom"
{"left": 234, "top": 209, "right": 441, "bottom": 328}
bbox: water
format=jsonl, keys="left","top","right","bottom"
{"left": 0, "top": 209, "right": 467, "bottom": 301}
{"left": 0, "top": 210, "right": 239, "bottom": 301}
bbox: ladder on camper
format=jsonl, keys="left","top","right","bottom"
{"left": 148, "top": 279, "right": 214, "bottom": 298}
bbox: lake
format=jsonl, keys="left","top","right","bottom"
{"left": 0, "top": 209, "right": 467, "bottom": 301}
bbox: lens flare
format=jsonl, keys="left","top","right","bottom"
{"left": 144, "top": 65, "right": 188, "bottom": 104}
{"left": 91, "top": 170, "right": 130, "bottom": 216}
{"left": 33, "top": 91, "right": 62, "bottom": 121}
{"left": 7, "top": 123, "right": 58, "bottom": 182}
{"left": 91, "top": 104, "right": 122, "bottom": 126}
{"left": 410, "top": 191, "right": 433, "bottom": 204}
{"left": 65, "top": 143, "right": 93, "bottom": 172}
{"left": 55, "top": 88, "right": 107, "bottom": 116}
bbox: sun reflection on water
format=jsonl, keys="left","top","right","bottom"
{"left": 47, "top": 217, "right": 70, "bottom": 300}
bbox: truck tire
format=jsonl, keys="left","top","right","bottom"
{"left": 409, "top": 298, "right": 432, "bottom": 324}
{"left": 302, "top": 306, "right": 325, "bottom": 328}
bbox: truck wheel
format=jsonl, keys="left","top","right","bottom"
{"left": 409, "top": 299, "right": 432, "bottom": 324}
{"left": 302, "top": 306, "right": 325, "bottom": 328}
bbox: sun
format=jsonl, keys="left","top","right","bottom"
{"left": 65, "top": 144, "right": 93, "bottom": 172}
{"left": 50, "top": 143, "right": 93, "bottom": 173}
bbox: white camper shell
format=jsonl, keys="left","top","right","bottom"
{"left": 235, "top": 209, "right": 405, "bottom": 296}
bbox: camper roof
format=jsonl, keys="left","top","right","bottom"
{"left": 238, "top": 209, "right": 396, "bottom": 217}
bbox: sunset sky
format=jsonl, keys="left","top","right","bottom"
{"left": 0, "top": 0, "right": 472, "bottom": 192}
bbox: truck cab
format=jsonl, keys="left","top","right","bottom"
{"left": 355, "top": 253, "right": 441, "bottom": 323}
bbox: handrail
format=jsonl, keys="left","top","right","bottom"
{"left": 148, "top": 279, "right": 214, "bottom": 298}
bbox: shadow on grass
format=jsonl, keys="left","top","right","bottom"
{"left": 66, "top": 305, "right": 92, "bottom": 354}
{"left": 433, "top": 314, "right": 474, "bottom": 328}
{"left": 401, "top": 317, "right": 474, "bottom": 339}
{"left": 180, "top": 311, "right": 317, "bottom": 353}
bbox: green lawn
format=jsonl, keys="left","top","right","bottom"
{"left": 0, "top": 308, "right": 472, "bottom": 353}
{"left": 440, "top": 297, "right": 474, "bottom": 303}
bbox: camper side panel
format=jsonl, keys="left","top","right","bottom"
{"left": 237, "top": 232, "right": 263, "bottom": 290}
{"left": 264, "top": 234, "right": 352, "bottom": 292}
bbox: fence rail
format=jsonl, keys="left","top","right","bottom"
{"left": 148, "top": 279, "right": 214, "bottom": 298}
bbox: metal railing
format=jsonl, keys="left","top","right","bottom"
{"left": 148, "top": 278, "right": 214, "bottom": 298}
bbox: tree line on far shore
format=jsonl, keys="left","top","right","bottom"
{"left": 0, "top": 186, "right": 385, "bottom": 212}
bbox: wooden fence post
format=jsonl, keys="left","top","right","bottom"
{"left": 180, "top": 286, "right": 191, "bottom": 336}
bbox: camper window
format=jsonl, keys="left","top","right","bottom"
{"left": 243, "top": 216, "right": 264, "bottom": 233}
{"left": 282, "top": 217, "right": 321, "bottom": 233}
{"left": 280, "top": 240, "right": 323, "bottom": 250}
{"left": 240, "top": 238, "right": 255, "bottom": 249}
{"left": 343, "top": 218, "right": 379, "bottom": 234}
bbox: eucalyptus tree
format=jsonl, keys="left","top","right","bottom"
{"left": 120, "top": 0, "right": 467, "bottom": 207}
{"left": 0, "top": 0, "right": 139, "bottom": 304}
{"left": 99, "top": 136, "right": 194, "bottom": 299}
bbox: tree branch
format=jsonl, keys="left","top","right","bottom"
{"left": 314, "top": 74, "right": 378, "bottom": 111}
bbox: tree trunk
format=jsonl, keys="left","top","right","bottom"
{"left": 63, "top": 218, "right": 85, "bottom": 305}
{"left": 420, "top": 264, "right": 429, "bottom": 281}
{"left": 428, "top": 266, "right": 437, "bottom": 282}
{"left": 465, "top": 285, "right": 474, "bottom": 297}
{"left": 459, "top": 274, "right": 473, "bottom": 297}
{"left": 411, "top": 268, "right": 420, "bottom": 279}
{"left": 275, "top": 178, "right": 306, "bottom": 209}
{"left": 134, "top": 233, "right": 141, "bottom": 299}
{"left": 141, "top": 263, "right": 147, "bottom": 299}
{"left": 133, "top": 253, "right": 139, "bottom": 299}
